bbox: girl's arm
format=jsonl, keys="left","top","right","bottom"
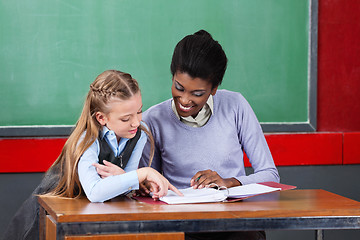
{"left": 78, "top": 132, "right": 181, "bottom": 202}
{"left": 78, "top": 132, "right": 147, "bottom": 202}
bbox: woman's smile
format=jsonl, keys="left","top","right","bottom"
{"left": 178, "top": 102, "right": 194, "bottom": 112}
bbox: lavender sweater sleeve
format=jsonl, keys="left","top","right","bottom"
{"left": 234, "top": 92, "right": 280, "bottom": 185}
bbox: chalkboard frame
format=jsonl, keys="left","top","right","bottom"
{"left": 0, "top": 0, "right": 318, "bottom": 137}
{"left": 262, "top": 0, "right": 318, "bottom": 133}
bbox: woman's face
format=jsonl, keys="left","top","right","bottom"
{"left": 171, "top": 72, "right": 217, "bottom": 118}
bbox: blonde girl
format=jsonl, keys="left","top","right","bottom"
{"left": 47, "top": 69, "right": 180, "bottom": 202}
{"left": 4, "top": 70, "right": 180, "bottom": 240}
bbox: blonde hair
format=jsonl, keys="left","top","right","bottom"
{"left": 46, "top": 70, "right": 154, "bottom": 198}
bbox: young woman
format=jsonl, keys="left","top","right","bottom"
{"left": 139, "top": 30, "right": 279, "bottom": 240}
{"left": 3, "top": 70, "right": 180, "bottom": 240}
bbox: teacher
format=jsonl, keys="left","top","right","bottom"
{"left": 140, "top": 30, "right": 279, "bottom": 240}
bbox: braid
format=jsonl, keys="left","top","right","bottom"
{"left": 88, "top": 70, "right": 140, "bottom": 115}
{"left": 89, "top": 84, "right": 117, "bottom": 97}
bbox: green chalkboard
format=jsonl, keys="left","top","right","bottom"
{"left": 0, "top": 0, "right": 317, "bottom": 135}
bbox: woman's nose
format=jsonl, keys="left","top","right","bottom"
{"left": 179, "top": 93, "right": 192, "bottom": 105}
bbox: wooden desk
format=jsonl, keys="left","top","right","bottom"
{"left": 38, "top": 190, "right": 360, "bottom": 240}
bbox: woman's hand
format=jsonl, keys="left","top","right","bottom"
{"left": 136, "top": 167, "right": 183, "bottom": 199}
{"left": 190, "top": 169, "right": 241, "bottom": 189}
{"left": 92, "top": 160, "right": 126, "bottom": 178}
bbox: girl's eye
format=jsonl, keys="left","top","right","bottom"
{"left": 137, "top": 110, "right": 143, "bottom": 114}
{"left": 121, "top": 118, "right": 130, "bottom": 122}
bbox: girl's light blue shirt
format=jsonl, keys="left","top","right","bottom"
{"left": 77, "top": 126, "right": 147, "bottom": 202}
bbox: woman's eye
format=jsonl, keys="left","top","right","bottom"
{"left": 175, "top": 83, "right": 184, "bottom": 91}
{"left": 193, "top": 92, "right": 204, "bottom": 97}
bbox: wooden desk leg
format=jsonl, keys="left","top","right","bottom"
{"left": 39, "top": 205, "right": 46, "bottom": 240}
{"left": 316, "top": 229, "right": 324, "bottom": 240}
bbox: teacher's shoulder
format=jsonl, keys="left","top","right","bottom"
{"left": 143, "top": 99, "right": 171, "bottom": 121}
{"left": 216, "top": 89, "right": 248, "bottom": 106}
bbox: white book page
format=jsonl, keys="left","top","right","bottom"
{"left": 227, "top": 183, "right": 281, "bottom": 198}
{"left": 159, "top": 183, "right": 281, "bottom": 204}
{"left": 160, "top": 187, "right": 227, "bottom": 204}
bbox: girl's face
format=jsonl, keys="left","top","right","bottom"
{"left": 96, "top": 92, "right": 142, "bottom": 141}
{"left": 171, "top": 72, "right": 217, "bottom": 118}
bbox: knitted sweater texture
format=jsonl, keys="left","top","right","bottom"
{"left": 140, "top": 90, "right": 279, "bottom": 189}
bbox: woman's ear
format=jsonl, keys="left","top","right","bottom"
{"left": 211, "top": 86, "right": 218, "bottom": 96}
{"left": 95, "top": 112, "right": 107, "bottom": 126}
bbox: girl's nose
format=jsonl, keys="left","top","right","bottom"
{"left": 131, "top": 116, "right": 141, "bottom": 128}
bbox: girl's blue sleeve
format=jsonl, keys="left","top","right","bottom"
{"left": 77, "top": 131, "right": 147, "bottom": 203}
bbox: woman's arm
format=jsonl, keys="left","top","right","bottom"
{"left": 236, "top": 95, "right": 280, "bottom": 185}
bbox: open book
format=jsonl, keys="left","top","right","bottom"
{"left": 158, "top": 182, "right": 295, "bottom": 204}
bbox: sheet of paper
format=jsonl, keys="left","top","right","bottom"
{"left": 227, "top": 183, "right": 281, "bottom": 198}
{"left": 160, "top": 187, "right": 227, "bottom": 204}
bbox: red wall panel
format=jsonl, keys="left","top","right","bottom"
{"left": 317, "top": 0, "right": 360, "bottom": 131}
{"left": 0, "top": 138, "right": 66, "bottom": 173}
{"left": 226, "top": 133, "right": 345, "bottom": 168}
{"left": 343, "top": 132, "right": 360, "bottom": 164}
{"left": 265, "top": 133, "right": 343, "bottom": 166}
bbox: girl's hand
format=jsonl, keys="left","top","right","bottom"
{"left": 135, "top": 180, "right": 152, "bottom": 196}
{"left": 190, "top": 169, "right": 241, "bottom": 189}
{"left": 92, "top": 160, "right": 126, "bottom": 178}
{"left": 136, "top": 167, "right": 183, "bottom": 199}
